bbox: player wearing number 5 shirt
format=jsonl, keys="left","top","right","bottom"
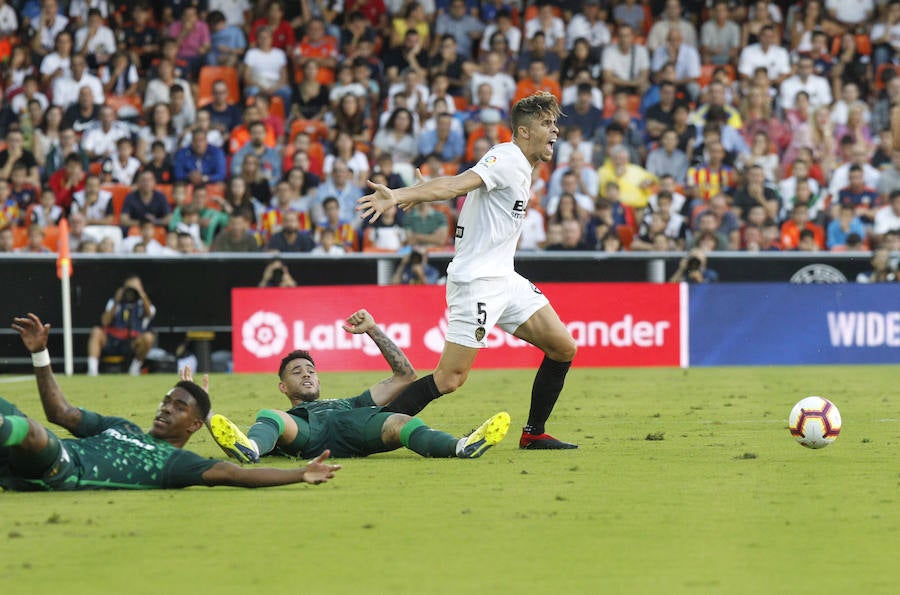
{"left": 357, "top": 92, "right": 578, "bottom": 449}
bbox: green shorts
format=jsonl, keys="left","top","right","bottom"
{"left": 1, "top": 429, "right": 78, "bottom": 491}
{"left": 296, "top": 407, "right": 396, "bottom": 459}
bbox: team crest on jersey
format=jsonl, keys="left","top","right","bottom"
{"left": 474, "top": 326, "right": 486, "bottom": 341}
{"left": 482, "top": 155, "right": 498, "bottom": 167}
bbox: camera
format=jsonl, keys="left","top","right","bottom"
{"left": 270, "top": 267, "right": 284, "bottom": 285}
{"left": 121, "top": 287, "right": 141, "bottom": 304}
{"left": 686, "top": 256, "right": 702, "bottom": 272}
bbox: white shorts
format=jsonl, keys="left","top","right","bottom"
{"left": 444, "top": 273, "right": 550, "bottom": 348}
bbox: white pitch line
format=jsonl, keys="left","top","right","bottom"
{"left": 0, "top": 376, "right": 33, "bottom": 384}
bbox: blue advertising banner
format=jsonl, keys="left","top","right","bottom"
{"left": 689, "top": 283, "right": 900, "bottom": 366}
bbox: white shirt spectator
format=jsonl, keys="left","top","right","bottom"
{"left": 75, "top": 25, "right": 116, "bottom": 57}
{"left": 518, "top": 208, "right": 546, "bottom": 250}
{"left": 647, "top": 20, "right": 699, "bottom": 52}
{"left": 479, "top": 24, "right": 521, "bottom": 54}
{"left": 144, "top": 78, "right": 195, "bottom": 116}
{"left": 243, "top": 46, "right": 287, "bottom": 88}
{"left": 554, "top": 140, "right": 593, "bottom": 167}
{"left": 651, "top": 43, "right": 702, "bottom": 79}
{"left": 69, "top": 0, "right": 110, "bottom": 19}
{"left": 872, "top": 21, "right": 900, "bottom": 53}
{"left": 565, "top": 15, "right": 611, "bottom": 50}
{"left": 37, "top": 15, "right": 69, "bottom": 52}
{"left": 828, "top": 162, "right": 882, "bottom": 199}
{"left": 738, "top": 43, "right": 791, "bottom": 80}
{"left": 778, "top": 74, "right": 832, "bottom": 111}
{"left": 39, "top": 53, "right": 71, "bottom": 80}
{"left": 80, "top": 122, "right": 131, "bottom": 160}
{"left": 561, "top": 84, "right": 604, "bottom": 110}
{"left": 180, "top": 128, "right": 225, "bottom": 149}
{"left": 602, "top": 43, "right": 650, "bottom": 84}
{"left": 545, "top": 191, "right": 594, "bottom": 216}
{"left": 71, "top": 188, "right": 112, "bottom": 221}
{"left": 52, "top": 71, "right": 105, "bottom": 109}
{"left": 10, "top": 92, "right": 50, "bottom": 114}
{"left": 469, "top": 71, "right": 516, "bottom": 111}
{"left": 825, "top": 0, "right": 874, "bottom": 25}
{"left": 524, "top": 15, "right": 566, "bottom": 48}
{"left": 106, "top": 156, "right": 142, "bottom": 185}
{"left": 0, "top": 2, "right": 18, "bottom": 36}
{"left": 874, "top": 202, "right": 900, "bottom": 235}
{"left": 209, "top": 0, "right": 252, "bottom": 27}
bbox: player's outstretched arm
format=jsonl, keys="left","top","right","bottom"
{"left": 201, "top": 450, "right": 342, "bottom": 488}
{"left": 357, "top": 170, "right": 483, "bottom": 222}
{"left": 11, "top": 313, "right": 83, "bottom": 433}
{"left": 342, "top": 309, "right": 417, "bottom": 406}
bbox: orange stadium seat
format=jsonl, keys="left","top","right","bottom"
{"left": 103, "top": 184, "right": 132, "bottom": 224}
{"left": 290, "top": 119, "right": 329, "bottom": 143}
{"left": 197, "top": 66, "right": 240, "bottom": 107}
{"left": 42, "top": 225, "right": 60, "bottom": 252}
{"left": 11, "top": 225, "right": 27, "bottom": 249}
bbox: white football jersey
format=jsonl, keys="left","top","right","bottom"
{"left": 447, "top": 142, "right": 533, "bottom": 282}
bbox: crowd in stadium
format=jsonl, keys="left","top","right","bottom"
{"left": 1, "top": 0, "right": 900, "bottom": 272}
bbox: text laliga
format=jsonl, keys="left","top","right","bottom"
{"left": 294, "top": 321, "right": 411, "bottom": 356}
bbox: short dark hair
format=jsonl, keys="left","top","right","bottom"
{"left": 174, "top": 380, "right": 211, "bottom": 420}
{"left": 510, "top": 91, "right": 561, "bottom": 137}
{"left": 278, "top": 350, "right": 316, "bottom": 379}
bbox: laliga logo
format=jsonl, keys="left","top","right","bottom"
{"left": 242, "top": 311, "right": 288, "bottom": 358}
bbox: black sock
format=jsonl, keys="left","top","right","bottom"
{"left": 384, "top": 374, "right": 442, "bottom": 415}
{"left": 526, "top": 356, "right": 572, "bottom": 435}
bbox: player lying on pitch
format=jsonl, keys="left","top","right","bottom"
{"left": 206, "top": 309, "right": 511, "bottom": 462}
{"left": 0, "top": 313, "right": 340, "bottom": 491}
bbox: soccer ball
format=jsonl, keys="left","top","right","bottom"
{"left": 788, "top": 396, "right": 842, "bottom": 449}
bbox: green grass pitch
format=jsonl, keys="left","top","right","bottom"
{"left": 1, "top": 366, "right": 898, "bottom": 594}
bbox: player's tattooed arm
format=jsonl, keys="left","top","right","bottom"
{"left": 343, "top": 309, "right": 417, "bottom": 405}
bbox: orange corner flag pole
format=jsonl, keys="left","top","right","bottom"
{"left": 57, "top": 218, "right": 74, "bottom": 376}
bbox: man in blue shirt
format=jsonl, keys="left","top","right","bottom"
{"left": 417, "top": 113, "right": 465, "bottom": 163}
{"left": 207, "top": 10, "right": 247, "bottom": 67}
{"left": 174, "top": 129, "right": 226, "bottom": 185}
{"left": 120, "top": 170, "right": 171, "bottom": 228}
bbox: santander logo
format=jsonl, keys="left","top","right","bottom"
{"left": 421, "top": 313, "right": 671, "bottom": 352}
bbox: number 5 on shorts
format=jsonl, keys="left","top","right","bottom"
{"left": 476, "top": 302, "right": 487, "bottom": 325}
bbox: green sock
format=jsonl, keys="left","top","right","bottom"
{"left": 400, "top": 418, "right": 458, "bottom": 458}
{"left": 247, "top": 410, "right": 285, "bottom": 455}
{"left": 0, "top": 414, "right": 30, "bottom": 447}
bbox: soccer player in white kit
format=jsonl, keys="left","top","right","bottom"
{"left": 357, "top": 92, "right": 578, "bottom": 449}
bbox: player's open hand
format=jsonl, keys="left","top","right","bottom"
{"left": 342, "top": 309, "right": 376, "bottom": 335}
{"left": 12, "top": 313, "right": 50, "bottom": 353}
{"left": 357, "top": 180, "right": 397, "bottom": 223}
{"left": 302, "top": 450, "right": 342, "bottom": 485}
{"left": 179, "top": 365, "right": 210, "bottom": 395}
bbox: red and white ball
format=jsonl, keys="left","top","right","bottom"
{"left": 789, "top": 396, "right": 842, "bottom": 449}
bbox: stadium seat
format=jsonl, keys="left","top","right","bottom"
{"left": 157, "top": 184, "right": 173, "bottom": 205}
{"left": 104, "top": 185, "right": 132, "bottom": 224}
{"left": 269, "top": 95, "right": 285, "bottom": 121}
{"left": 11, "top": 225, "right": 27, "bottom": 249}
{"left": 874, "top": 63, "right": 900, "bottom": 91}
{"left": 289, "top": 119, "right": 329, "bottom": 143}
{"left": 197, "top": 66, "right": 240, "bottom": 107}
{"left": 42, "top": 225, "right": 60, "bottom": 251}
